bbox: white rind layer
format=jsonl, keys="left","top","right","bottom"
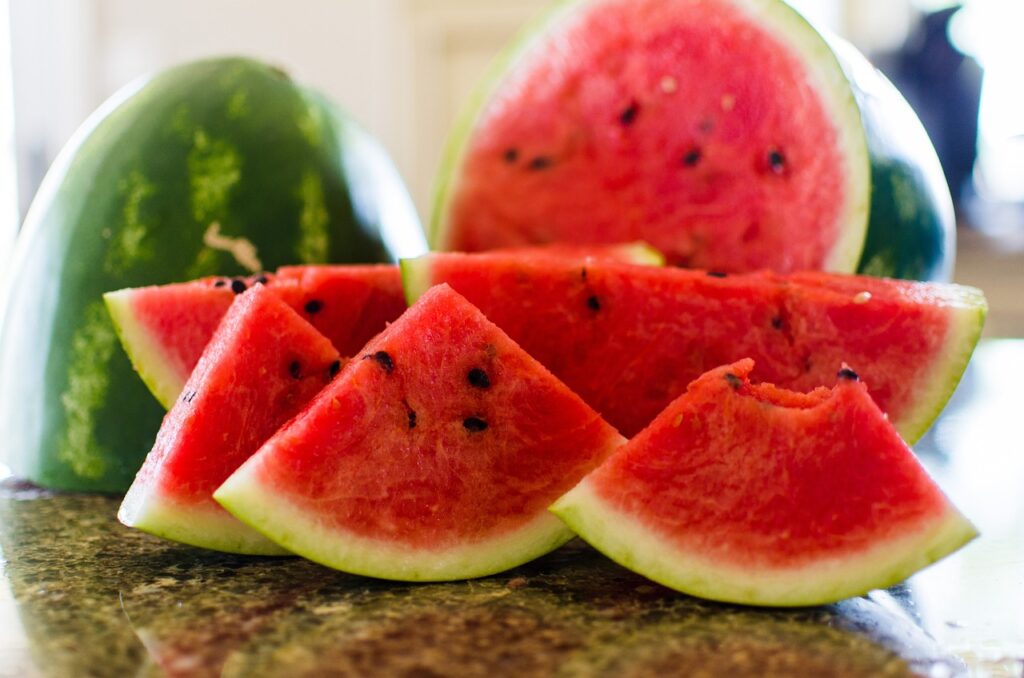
{"left": 551, "top": 477, "right": 977, "bottom": 607}
{"left": 214, "top": 458, "right": 577, "bottom": 581}
{"left": 103, "top": 288, "right": 186, "bottom": 410}
{"left": 119, "top": 482, "right": 290, "bottom": 556}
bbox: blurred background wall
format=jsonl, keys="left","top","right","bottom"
{"left": 1, "top": 0, "right": 1021, "bottom": 333}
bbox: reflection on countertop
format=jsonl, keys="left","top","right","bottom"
{"left": 1, "top": 340, "right": 1022, "bottom": 677}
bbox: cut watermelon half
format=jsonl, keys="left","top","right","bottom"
{"left": 118, "top": 285, "right": 342, "bottom": 555}
{"left": 432, "top": 0, "right": 954, "bottom": 281}
{"left": 551, "top": 360, "right": 977, "bottom": 607}
{"left": 403, "top": 252, "right": 986, "bottom": 442}
{"left": 215, "top": 284, "right": 625, "bottom": 580}
{"left": 104, "top": 265, "right": 404, "bottom": 409}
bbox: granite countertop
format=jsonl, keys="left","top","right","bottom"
{"left": 2, "top": 340, "right": 1023, "bottom": 677}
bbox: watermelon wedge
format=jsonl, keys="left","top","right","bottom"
{"left": 551, "top": 360, "right": 977, "bottom": 607}
{"left": 215, "top": 284, "right": 625, "bottom": 580}
{"left": 119, "top": 284, "right": 341, "bottom": 555}
{"left": 432, "top": 0, "right": 953, "bottom": 281}
{"left": 104, "top": 265, "right": 404, "bottom": 409}
{"left": 403, "top": 252, "right": 986, "bottom": 442}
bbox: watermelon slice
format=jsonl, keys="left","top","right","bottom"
{"left": 104, "top": 265, "right": 404, "bottom": 409}
{"left": 403, "top": 252, "right": 987, "bottom": 442}
{"left": 215, "top": 284, "right": 625, "bottom": 580}
{"left": 551, "top": 360, "right": 977, "bottom": 607}
{"left": 119, "top": 284, "right": 341, "bottom": 555}
{"left": 432, "top": 0, "right": 953, "bottom": 281}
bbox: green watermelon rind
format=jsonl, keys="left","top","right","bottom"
{"left": 897, "top": 285, "right": 987, "bottom": 445}
{"left": 551, "top": 478, "right": 977, "bottom": 607}
{"left": 119, "top": 482, "right": 290, "bottom": 556}
{"left": 429, "top": 0, "right": 871, "bottom": 275}
{"left": 103, "top": 289, "right": 187, "bottom": 410}
{"left": 214, "top": 468, "right": 576, "bottom": 581}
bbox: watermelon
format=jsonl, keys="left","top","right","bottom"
{"left": 119, "top": 284, "right": 341, "bottom": 554}
{"left": 403, "top": 252, "right": 986, "bottom": 442}
{"left": 551, "top": 360, "right": 976, "bottom": 607}
{"left": 0, "top": 56, "right": 426, "bottom": 492}
{"left": 105, "top": 265, "right": 405, "bottom": 409}
{"left": 215, "top": 284, "right": 625, "bottom": 580}
{"left": 431, "top": 0, "right": 953, "bottom": 281}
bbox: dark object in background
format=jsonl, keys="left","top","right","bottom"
{"left": 876, "top": 6, "right": 983, "bottom": 213}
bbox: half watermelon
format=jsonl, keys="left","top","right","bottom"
{"left": 403, "top": 252, "right": 986, "bottom": 442}
{"left": 432, "top": 0, "right": 953, "bottom": 281}
{"left": 215, "top": 284, "right": 625, "bottom": 580}
{"left": 105, "top": 265, "right": 405, "bottom": 409}
{"left": 119, "top": 284, "right": 341, "bottom": 554}
{"left": 551, "top": 360, "right": 976, "bottom": 606}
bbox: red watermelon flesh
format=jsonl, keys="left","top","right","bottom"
{"left": 118, "top": 284, "right": 342, "bottom": 555}
{"left": 105, "top": 265, "right": 403, "bottom": 409}
{"left": 436, "top": 0, "right": 866, "bottom": 273}
{"left": 215, "top": 284, "right": 625, "bottom": 580}
{"left": 551, "top": 360, "right": 977, "bottom": 606}
{"left": 403, "top": 252, "right": 987, "bottom": 443}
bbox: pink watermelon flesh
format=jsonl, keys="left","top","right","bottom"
{"left": 440, "top": 0, "right": 856, "bottom": 271}
{"left": 551, "top": 360, "right": 976, "bottom": 606}
{"left": 106, "top": 265, "right": 404, "bottom": 408}
{"left": 403, "top": 253, "right": 986, "bottom": 443}
{"left": 215, "top": 284, "right": 625, "bottom": 580}
{"left": 118, "top": 284, "right": 342, "bottom": 555}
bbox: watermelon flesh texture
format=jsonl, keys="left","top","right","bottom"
{"left": 119, "top": 284, "right": 341, "bottom": 555}
{"left": 551, "top": 360, "right": 977, "bottom": 607}
{"left": 105, "top": 265, "right": 405, "bottom": 409}
{"left": 403, "top": 253, "right": 987, "bottom": 443}
{"left": 435, "top": 0, "right": 869, "bottom": 273}
{"left": 215, "top": 284, "right": 625, "bottom": 580}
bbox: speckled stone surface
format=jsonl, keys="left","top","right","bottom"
{"left": 0, "top": 481, "right": 960, "bottom": 678}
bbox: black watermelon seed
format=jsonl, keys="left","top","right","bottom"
{"left": 504, "top": 148, "right": 519, "bottom": 164}
{"left": 468, "top": 368, "right": 491, "bottom": 389}
{"left": 289, "top": 360, "right": 301, "bottom": 379}
{"left": 682, "top": 148, "right": 702, "bottom": 167}
{"left": 706, "top": 271, "right": 728, "bottom": 278}
{"left": 408, "top": 409, "right": 417, "bottom": 429}
{"left": 771, "top": 315, "right": 783, "bottom": 330}
{"left": 837, "top": 367, "right": 860, "bottom": 381}
{"left": 768, "top": 149, "right": 786, "bottom": 174}
{"left": 618, "top": 100, "right": 640, "bottom": 126}
{"left": 580, "top": 267, "right": 588, "bottom": 281}
{"left": 328, "top": 360, "right": 341, "bottom": 378}
{"left": 724, "top": 373, "right": 742, "bottom": 390}
{"left": 463, "top": 416, "right": 488, "bottom": 432}
{"left": 364, "top": 351, "right": 394, "bottom": 373}
{"left": 255, "top": 275, "right": 269, "bottom": 285}
{"left": 528, "top": 156, "right": 553, "bottom": 171}
{"left": 304, "top": 299, "right": 324, "bottom": 314}
{"left": 213, "top": 279, "right": 227, "bottom": 288}
{"left": 587, "top": 295, "right": 601, "bottom": 312}
{"left": 230, "top": 279, "right": 247, "bottom": 295}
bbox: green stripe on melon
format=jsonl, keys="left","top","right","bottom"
{"left": 430, "top": 0, "right": 951, "bottom": 281}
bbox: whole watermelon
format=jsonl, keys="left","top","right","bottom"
{"left": 0, "top": 57, "right": 425, "bottom": 492}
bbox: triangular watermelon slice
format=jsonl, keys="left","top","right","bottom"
{"left": 119, "top": 284, "right": 342, "bottom": 555}
{"left": 551, "top": 360, "right": 977, "bottom": 607}
{"left": 403, "top": 252, "right": 987, "bottom": 442}
{"left": 215, "top": 284, "right": 625, "bottom": 580}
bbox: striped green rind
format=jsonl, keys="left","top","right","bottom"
{"left": 119, "top": 481, "right": 289, "bottom": 556}
{"left": 0, "top": 57, "right": 421, "bottom": 492}
{"left": 103, "top": 289, "right": 184, "bottom": 411}
{"left": 897, "top": 285, "right": 987, "bottom": 445}
{"left": 551, "top": 478, "right": 977, "bottom": 607}
{"left": 400, "top": 256, "right": 434, "bottom": 307}
{"left": 215, "top": 463, "right": 576, "bottom": 581}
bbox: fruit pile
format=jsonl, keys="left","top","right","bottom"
{"left": 0, "top": 0, "right": 987, "bottom": 607}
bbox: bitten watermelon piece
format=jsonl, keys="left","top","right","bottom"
{"left": 215, "top": 284, "right": 625, "bottom": 580}
{"left": 403, "top": 252, "right": 987, "bottom": 442}
{"left": 119, "top": 285, "right": 341, "bottom": 555}
{"left": 551, "top": 360, "right": 977, "bottom": 607}
{"left": 105, "top": 265, "right": 404, "bottom": 409}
